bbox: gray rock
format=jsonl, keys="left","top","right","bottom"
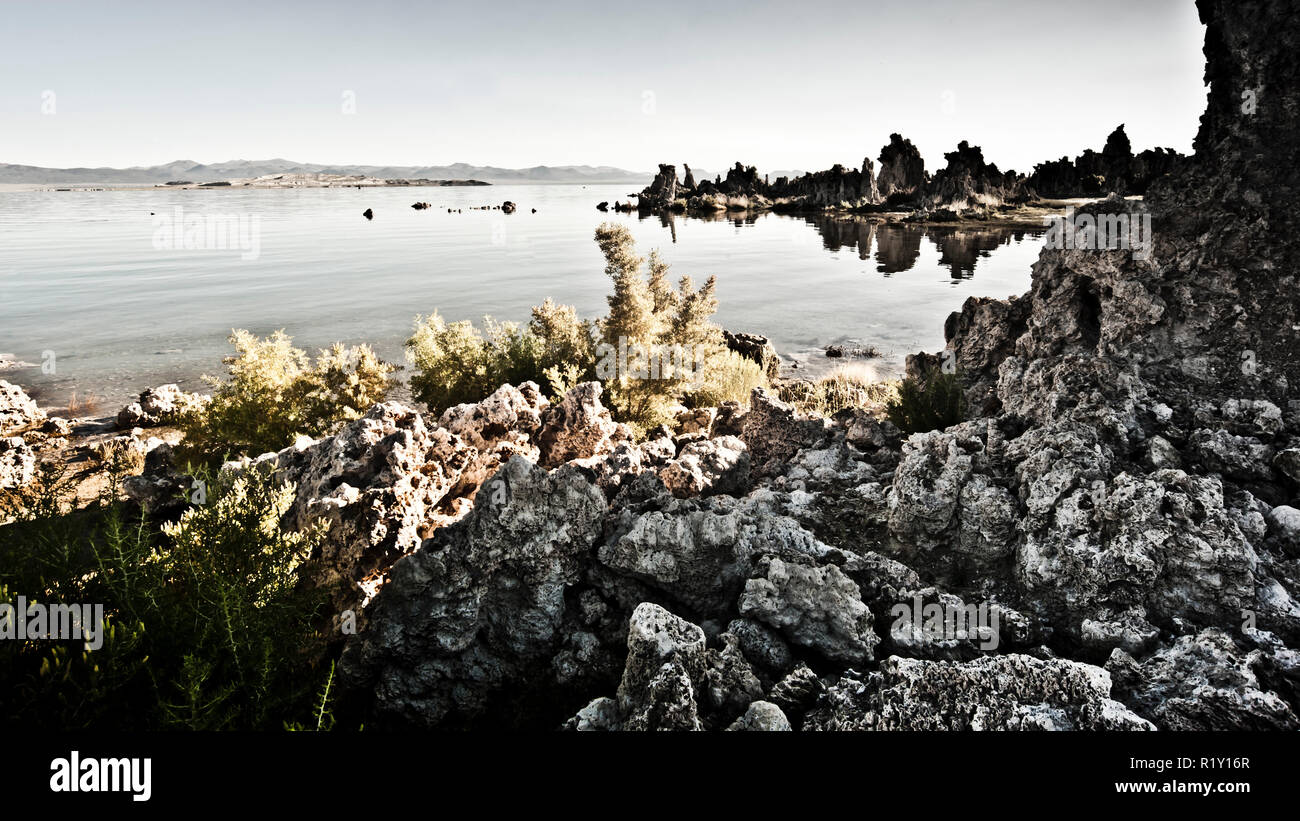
{"left": 337, "top": 457, "right": 607, "bottom": 728}
{"left": 1105, "top": 630, "right": 1299, "bottom": 730}
{"left": 806, "top": 655, "right": 1154, "bottom": 731}
{"left": 726, "top": 701, "right": 792, "bottom": 731}
{"left": 739, "top": 557, "right": 878, "bottom": 664}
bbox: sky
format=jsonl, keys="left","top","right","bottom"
{"left": 0, "top": 0, "right": 1208, "bottom": 174}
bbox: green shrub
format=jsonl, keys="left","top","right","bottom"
{"left": 178, "top": 329, "right": 393, "bottom": 465}
{"left": 407, "top": 225, "right": 765, "bottom": 430}
{"left": 407, "top": 306, "right": 597, "bottom": 412}
{"left": 592, "top": 223, "right": 742, "bottom": 430}
{"left": 885, "top": 371, "right": 966, "bottom": 434}
{"left": 0, "top": 464, "right": 334, "bottom": 730}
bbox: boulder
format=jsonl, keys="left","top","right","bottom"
{"left": 0, "top": 381, "right": 44, "bottom": 435}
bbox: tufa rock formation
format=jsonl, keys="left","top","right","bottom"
{"left": 116, "top": 0, "right": 1295, "bottom": 731}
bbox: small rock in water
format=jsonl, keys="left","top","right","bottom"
{"left": 362, "top": 208, "right": 374, "bottom": 220}
{"left": 501, "top": 201, "right": 516, "bottom": 214}
{"left": 824, "top": 343, "right": 880, "bottom": 359}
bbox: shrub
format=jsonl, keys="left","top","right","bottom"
{"left": 778, "top": 364, "right": 901, "bottom": 418}
{"left": 406, "top": 307, "right": 597, "bottom": 411}
{"left": 885, "top": 371, "right": 966, "bottom": 434}
{"left": 683, "top": 350, "right": 768, "bottom": 408}
{"left": 178, "top": 329, "right": 393, "bottom": 465}
{"left": 0, "top": 464, "right": 333, "bottom": 730}
{"left": 155, "top": 466, "right": 328, "bottom": 728}
{"left": 407, "top": 225, "right": 764, "bottom": 430}
{"left": 592, "top": 223, "right": 743, "bottom": 430}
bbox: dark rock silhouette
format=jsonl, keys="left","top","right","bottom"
{"left": 925, "top": 141, "right": 1028, "bottom": 212}
{"left": 1029, "top": 125, "right": 1186, "bottom": 198}
{"left": 876, "top": 133, "right": 927, "bottom": 204}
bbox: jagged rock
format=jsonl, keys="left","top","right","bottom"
{"left": 1274, "top": 448, "right": 1300, "bottom": 484}
{"left": 255, "top": 402, "right": 474, "bottom": 612}
{"left": 1106, "top": 629, "right": 1299, "bottom": 730}
{"left": 726, "top": 617, "right": 794, "bottom": 675}
{"left": 616, "top": 602, "right": 707, "bottom": 729}
{"left": 116, "top": 383, "right": 206, "bottom": 429}
{"left": 722, "top": 330, "right": 780, "bottom": 381}
{"left": 0, "top": 436, "right": 36, "bottom": 490}
{"left": 637, "top": 164, "right": 680, "bottom": 211}
{"left": 886, "top": 429, "right": 979, "bottom": 558}
{"left": 702, "top": 632, "right": 765, "bottom": 717}
{"left": 740, "top": 388, "right": 828, "bottom": 477}
{"left": 599, "top": 488, "right": 840, "bottom": 616}
{"left": 122, "top": 442, "right": 189, "bottom": 513}
{"left": 738, "top": 556, "right": 878, "bottom": 664}
{"left": 942, "top": 295, "right": 1031, "bottom": 416}
{"left": 726, "top": 701, "right": 792, "bottom": 731}
{"left": 536, "top": 381, "right": 623, "bottom": 467}
{"left": 337, "top": 457, "right": 607, "bottom": 728}
{"left": 1267, "top": 505, "right": 1300, "bottom": 555}
{"left": 657, "top": 435, "right": 750, "bottom": 497}
{"left": 1189, "top": 428, "right": 1275, "bottom": 481}
{"left": 563, "top": 696, "right": 620, "bottom": 731}
{"left": 0, "top": 381, "right": 44, "bottom": 435}
{"left": 674, "top": 407, "right": 715, "bottom": 436}
{"left": 769, "top": 159, "right": 879, "bottom": 207}
{"left": 710, "top": 401, "right": 746, "bottom": 437}
{"left": 806, "top": 655, "right": 1154, "bottom": 731}
{"left": 925, "top": 141, "right": 1026, "bottom": 212}
{"left": 767, "top": 663, "right": 824, "bottom": 720}
{"left": 876, "top": 133, "right": 926, "bottom": 202}
{"left": 625, "top": 661, "right": 702, "bottom": 730}
{"left": 1029, "top": 124, "right": 1185, "bottom": 198}
{"left": 439, "top": 382, "right": 546, "bottom": 490}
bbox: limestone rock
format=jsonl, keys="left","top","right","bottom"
{"left": 806, "top": 655, "right": 1154, "bottom": 731}
{"left": 0, "top": 381, "right": 44, "bottom": 435}
{"left": 116, "top": 383, "right": 206, "bottom": 429}
{"left": 738, "top": 557, "right": 878, "bottom": 665}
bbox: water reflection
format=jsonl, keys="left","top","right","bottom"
{"left": 641, "top": 210, "right": 1045, "bottom": 280}
{"left": 798, "top": 216, "right": 1043, "bottom": 279}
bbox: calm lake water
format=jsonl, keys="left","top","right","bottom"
{"left": 0, "top": 183, "right": 1046, "bottom": 410}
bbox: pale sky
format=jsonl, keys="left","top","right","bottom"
{"left": 1, "top": 0, "right": 1207, "bottom": 174}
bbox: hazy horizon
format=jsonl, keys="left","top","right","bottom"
{"left": 3, "top": 0, "right": 1206, "bottom": 174}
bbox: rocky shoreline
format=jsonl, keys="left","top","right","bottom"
{"left": 631, "top": 125, "right": 1183, "bottom": 224}
{"left": 3, "top": 0, "right": 1297, "bottom": 732}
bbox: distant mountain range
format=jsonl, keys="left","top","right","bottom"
{"left": 0, "top": 159, "right": 656, "bottom": 186}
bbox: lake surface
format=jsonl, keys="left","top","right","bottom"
{"left": 0, "top": 184, "right": 1046, "bottom": 410}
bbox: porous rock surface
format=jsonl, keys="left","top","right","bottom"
{"left": 193, "top": 0, "right": 1300, "bottom": 730}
